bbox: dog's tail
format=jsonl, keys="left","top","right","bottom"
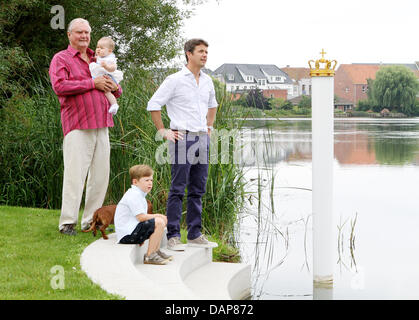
{"left": 82, "top": 209, "right": 99, "bottom": 234}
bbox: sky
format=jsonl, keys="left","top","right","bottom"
{"left": 181, "top": 0, "right": 418, "bottom": 71}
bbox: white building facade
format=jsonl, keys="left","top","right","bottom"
{"left": 214, "top": 63, "right": 294, "bottom": 97}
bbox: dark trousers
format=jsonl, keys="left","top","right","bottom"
{"left": 166, "top": 133, "right": 209, "bottom": 240}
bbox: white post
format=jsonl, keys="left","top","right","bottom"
{"left": 309, "top": 50, "right": 337, "bottom": 287}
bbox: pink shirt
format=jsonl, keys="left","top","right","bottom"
{"left": 49, "top": 45, "right": 122, "bottom": 136}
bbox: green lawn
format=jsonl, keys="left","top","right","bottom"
{"left": 0, "top": 206, "right": 122, "bottom": 300}
{"left": 0, "top": 206, "right": 239, "bottom": 300}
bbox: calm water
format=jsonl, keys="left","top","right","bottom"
{"left": 236, "top": 118, "right": 419, "bottom": 300}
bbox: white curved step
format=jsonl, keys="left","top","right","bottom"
{"left": 80, "top": 233, "right": 251, "bottom": 300}
{"left": 184, "top": 262, "right": 251, "bottom": 300}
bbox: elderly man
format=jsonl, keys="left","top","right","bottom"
{"left": 49, "top": 18, "right": 122, "bottom": 235}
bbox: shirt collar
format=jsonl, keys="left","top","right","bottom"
{"left": 67, "top": 45, "right": 95, "bottom": 58}
{"left": 131, "top": 184, "right": 148, "bottom": 196}
{"left": 181, "top": 65, "right": 202, "bottom": 77}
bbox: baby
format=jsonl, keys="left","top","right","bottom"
{"left": 89, "top": 36, "right": 123, "bottom": 115}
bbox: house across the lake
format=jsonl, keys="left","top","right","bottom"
{"left": 213, "top": 63, "right": 294, "bottom": 98}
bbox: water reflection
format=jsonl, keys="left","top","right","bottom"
{"left": 237, "top": 118, "right": 419, "bottom": 300}
{"left": 240, "top": 118, "right": 419, "bottom": 166}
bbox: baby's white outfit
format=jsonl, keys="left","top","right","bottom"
{"left": 89, "top": 53, "right": 123, "bottom": 83}
{"left": 89, "top": 53, "right": 123, "bottom": 115}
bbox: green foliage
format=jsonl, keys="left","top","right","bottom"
{"left": 0, "top": 45, "right": 33, "bottom": 108}
{"left": 372, "top": 66, "right": 419, "bottom": 115}
{"left": 357, "top": 99, "right": 376, "bottom": 111}
{"left": 0, "top": 0, "right": 196, "bottom": 107}
{"left": 298, "top": 95, "right": 311, "bottom": 109}
{"left": 1, "top": 0, "right": 190, "bottom": 69}
{"left": 268, "top": 97, "right": 285, "bottom": 109}
{"left": 281, "top": 100, "right": 293, "bottom": 110}
{"left": 366, "top": 78, "right": 375, "bottom": 101}
{"left": 245, "top": 89, "right": 270, "bottom": 110}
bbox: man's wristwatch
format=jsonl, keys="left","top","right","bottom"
{"left": 208, "top": 126, "right": 214, "bottom": 131}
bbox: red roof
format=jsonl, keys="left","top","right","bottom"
{"left": 281, "top": 67, "right": 310, "bottom": 81}
{"left": 337, "top": 64, "right": 381, "bottom": 84}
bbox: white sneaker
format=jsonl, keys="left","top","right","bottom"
{"left": 187, "top": 234, "right": 218, "bottom": 248}
{"left": 167, "top": 237, "right": 187, "bottom": 251}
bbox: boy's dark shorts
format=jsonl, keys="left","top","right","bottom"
{"left": 119, "top": 218, "right": 155, "bottom": 244}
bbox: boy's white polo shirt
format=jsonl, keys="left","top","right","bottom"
{"left": 115, "top": 185, "right": 148, "bottom": 242}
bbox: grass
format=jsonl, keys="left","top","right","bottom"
{"left": 0, "top": 205, "right": 240, "bottom": 299}
{"left": 0, "top": 206, "right": 121, "bottom": 300}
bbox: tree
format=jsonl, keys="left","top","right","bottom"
{"left": 298, "top": 95, "right": 311, "bottom": 109}
{"left": 1, "top": 1, "right": 193, "bottom": 69}
{"left": 246, "top": 89, "right": 270, "bottom": 110}
{"left": 372, "top": 66, "right": 419, "bottom": 115}
{"left": 0, "top": 0, "right": 200, "bottom": 108}
{"left": 268, "top": 97, "right": 285, "bottom": 109}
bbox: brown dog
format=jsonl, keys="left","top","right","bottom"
{"left": 83, "top": 201, "right": 154, "bottom": 240}
{"left": 82, "top": 204, "right": 116, "bottom": 240}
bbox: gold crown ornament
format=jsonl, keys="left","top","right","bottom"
{"left": 308, "top": 49, "right": 337, "bottom": 77}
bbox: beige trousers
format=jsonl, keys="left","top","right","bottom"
{"left": 59, "top": 128, "right": 110, "bottom": 231}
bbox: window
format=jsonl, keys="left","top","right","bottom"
{"left": 246, "top": 76, "right": 253, "bottom": 82}
{"left": 275, "top": 76, "right": 281, "bottom": 81}
{"left": 227, "top": 74, "right": 234, "bottom": 81}
{"left": 362, "top": 85, "right": 367, "bottom": 93}
{"left": 257, "top": 79, "right": 266, "bottom": 86}
{"left": 345, "top": 87, "right": 349, "bottom": 93}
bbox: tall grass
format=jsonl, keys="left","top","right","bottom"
{"left": 0, "top": 67, "right": 249, "bottom": 242}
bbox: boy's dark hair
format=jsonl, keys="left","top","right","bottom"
{"left": 184, "top": 38, "right": 209, "bottom": 62}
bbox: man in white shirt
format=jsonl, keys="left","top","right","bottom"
{"left": 147, "top": 39, "right": 218, "bottom": 251}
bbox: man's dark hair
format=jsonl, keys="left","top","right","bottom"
{"left": 184, "top": 38, "right": 209, "bottom": 62}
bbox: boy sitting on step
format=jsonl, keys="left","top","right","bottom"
{"left": 115, "top": 164, "right": 173, "bottom": 265}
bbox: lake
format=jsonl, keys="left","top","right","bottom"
{"left": 236, "top": 118, "right": 419, "bottom": 300}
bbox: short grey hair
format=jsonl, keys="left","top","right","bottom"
{"left": 67, "top": 18, "right": 91, "bottom": 33}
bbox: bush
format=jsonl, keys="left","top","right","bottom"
{"left": 281, "top": 101, "right": 293, "bottom": 110}
{"left": 298, "top": 95, "right": 311, "bottom": 109}
{"left": 268, "top": 97, "right": 285, "bottom": 109}
{"left": 357, "top": 99, "right": 376, "bottom": 111}
{"left": 245, "top": 89, "right": 270, "bottom": 110}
